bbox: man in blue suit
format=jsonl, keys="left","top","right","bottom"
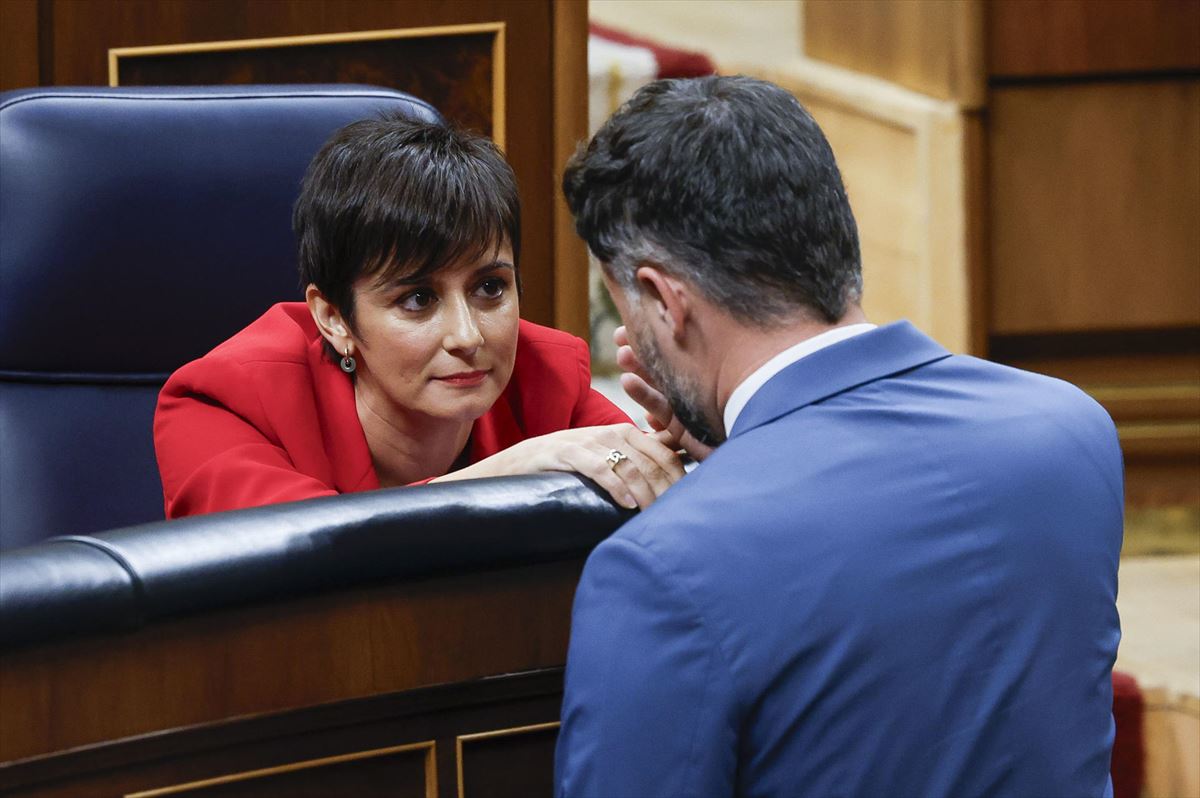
{"left": 555, "top": 76, "right": 1122, "bottom": 797}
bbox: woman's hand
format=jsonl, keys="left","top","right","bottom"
{"left": 615, "top": 326, "right": 717, "bottom": 463}
{"left": 433, "top": 423, "right": 685, "bottom": 510}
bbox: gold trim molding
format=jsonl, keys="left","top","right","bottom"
{"left": 108, "top": 22, "right": 508, "bottom": 149}
{"left": 455, "top": 721, "right": 560, "bottom": 798}
{"left": 125, "top": 740, "right": 437, "bottom": 798}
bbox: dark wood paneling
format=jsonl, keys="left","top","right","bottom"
{"left": 0, "top": 559, "right": 582, "bottom": 764}
{"left": 0, "top": 0, "right": 39, "bottom": 89}
{"left": 116, "top": 33, "right": 496, "bottom": 143}
{"left": 137, "top": 747, "right": 432, "bottom": 798}
{"left": 1, "top": 669, "right": 565, "bottom": 798}
{"left": 1123, "top": 457, "right": 1200, "bottom": 508}
{"left": 22, "top": 0, "right": 587, "bottom": 334}
{"left": 989, "top": 79, "right": 1200, "bottom": 335}
{"left": 988, "top": 0, "right": 1200, "bottom": 79}
{"left": 550, "top": 0, "right": 590, "bottom": 340}
{"left": 804, "top": 0, "right": 985, "bottom": 107}
{"left": 459, "top": 725, "right": 558, "bottom": 798}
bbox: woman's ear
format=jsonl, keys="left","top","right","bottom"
{"left": 305, "top": 284, "right": 353, "bottom": 353}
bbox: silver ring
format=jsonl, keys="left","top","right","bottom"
{"left": 605, "top": 449, "right": 629, "bottom": 471}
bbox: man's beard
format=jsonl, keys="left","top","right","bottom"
{"left": 630, "top": 326, "right": 726, "bottom": 447}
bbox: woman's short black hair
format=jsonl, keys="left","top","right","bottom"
{"left": 294, "top": 113, "right": 521, "bottom": 333}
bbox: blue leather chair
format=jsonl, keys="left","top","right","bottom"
{"left": 0, "top": 85, "right": 439, "bottom": 550}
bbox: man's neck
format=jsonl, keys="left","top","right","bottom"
{"left": 711, "top": 305, "right": 869, "bottom": 420}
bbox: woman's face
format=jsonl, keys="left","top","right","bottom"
{"left": 348, "top": 243, "right": 519, "bottom": 425}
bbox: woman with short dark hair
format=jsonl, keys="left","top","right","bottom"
{"left": 154, "top": 115, "right": 682, "bottom": 518}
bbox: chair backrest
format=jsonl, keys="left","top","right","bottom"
{"left": 0, "top": 85, "right": 440, "bottom": 550}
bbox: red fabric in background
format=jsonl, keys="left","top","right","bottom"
{"left": 1111, "top": 671, "right": 1145, "bottom": 798}
{"left": 589, "top": 22, "right": 716, "bottom": 78}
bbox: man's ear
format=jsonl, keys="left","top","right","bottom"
{"left": 634, "top": 265, "right": 692, "bottom": 344}
{"left": 305, "top": 284, "right": 353, "bottom": 353}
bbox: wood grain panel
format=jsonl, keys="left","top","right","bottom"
{"left": 456, "top": 723, "right": 558, "bottom": 798}
{"left": 125, "top": 743, "right": 433, "bottom": 798}
{"left": 0, "top": 559, "right": 582, "bottom": 764}
{"left": 766, "top": 60, "right": 973, "bottom": 353}
{"left": 32, "top": 0, "right": 582, "bottom": 333}
{"left": 810, "top": 102, "right": 924, "bottom": 321}
{"left": 113, "top": 30, "right": 497, "bottom": 146}
{"left": 988, "top": 0, "right": 1200, "bottom": 79}
{"left": 1142, "top": 689, "right": 1200, "bottom": 798}
{"left": 803, "top": 0, "right": 985, "bottom": 107}
{"left": 1, "top": 669, "right": 564, "bottom": 798}
{"left": 115, "top": 31, "right": 496, "bottom": 141}
{"left": 1125, "top": 456, "right": 1200, "bottom": 507}
{"left": 550, "top": 0, "right": 590, "bottom": 340}
{"left": 0, "top": 0, "right": 39, "bottom": 90}
{"left": 989, "top": 79, "right": 1200, "bottom": 334}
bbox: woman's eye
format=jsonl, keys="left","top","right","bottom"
{"left": 477, "top": 277, "right": 506, "bottom": 299}
{"left": 398, "top": 289, "right": 436, "bottom": 311}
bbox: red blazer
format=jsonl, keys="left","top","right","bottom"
{"left": 155, "top": 303, "right": 630, "bottom": 518}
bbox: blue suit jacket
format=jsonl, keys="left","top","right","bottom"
{"left": 556, "top": 321, "right": 1122, "bottom": 798}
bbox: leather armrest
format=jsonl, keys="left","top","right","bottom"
{"left": 0, "top": 473, "right": 630, "bottom": 649}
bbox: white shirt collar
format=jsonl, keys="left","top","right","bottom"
{"left": 722, "top": 323, "right": 877, "bottom": 437}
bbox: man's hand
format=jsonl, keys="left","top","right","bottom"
{"left": 615, "top": 326, "right": 716, "bottom": 462}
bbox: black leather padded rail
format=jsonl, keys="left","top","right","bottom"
{"left": 0, "top": 85, "right": 440, "bottom": 550}
{"left": 0, "top": 473, "right": 632, "bottom": 649}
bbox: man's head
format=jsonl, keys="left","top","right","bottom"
{"left": 563, "top": 75, "right": 861, "bottom": 326}
{"left": 563, "top": 75, "right": 862, "bottom": 443}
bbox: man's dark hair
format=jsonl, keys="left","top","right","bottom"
{"left": 295, "top": 113, "right": 521, "bottom": 334}
{"left": 563, "top": 75, "right": 861, "bottom": 325}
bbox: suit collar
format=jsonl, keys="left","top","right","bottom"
{"left": 729, "top": 321, "right": 951, "bottom": 438}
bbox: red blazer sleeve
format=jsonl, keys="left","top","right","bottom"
{"left": 157, "top": 315, "right": 632, "bottom": 517}
{"left": 154, "top": 356, "right": 338, "bottom": 518}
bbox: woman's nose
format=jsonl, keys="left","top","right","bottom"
{"left": 442, "top": 297, "right": 485, "bottom": 353}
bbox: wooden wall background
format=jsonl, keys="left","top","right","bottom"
{"left": 800, "top": 0, "right": 1200, "bottom": 513}
{"left": 0, "top": 0, "right": 591, "bottom": 340}
{"left": 1, "top": 560, "right": 580, "bottom": 797}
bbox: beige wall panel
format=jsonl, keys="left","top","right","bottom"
{"left": 989, "top": 79, "right": 1200, "bottom": 335}
{"left": 765, "top": 60, "right": 971, "bottom": 353}
{"left": 803, "top": 0, "right": 985, "bottom": 108}
{"left": 589, "top": 0, "right": 802, "bottom": 73}
{"left": 1143, "top": 689, "right": 1200, "bottom": 798}
{"left": 806, "top": 100, "right": 924, "bottom": 326}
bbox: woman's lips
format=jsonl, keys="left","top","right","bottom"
{"left": 433, "top": 370, "right": 490, "bottom": 387}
